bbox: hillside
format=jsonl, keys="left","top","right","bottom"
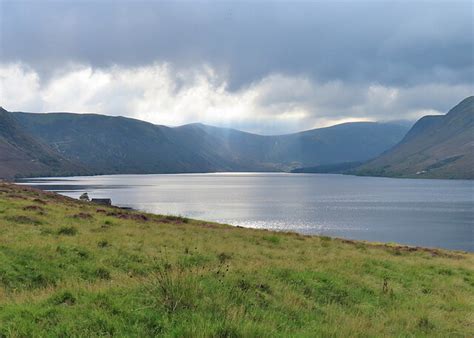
{"left": 0, "top": 108, "right": 87, "bottom": 179}
{"left": 291, "top": 161, "right": 363, "bottom": 174}
{"left": 0, "top": 182, "right": 472, "bottom": 336}
{"left": 354, "top": 97, "right": 474, "bottom": 179}
{"left": 184, "top": 122, "right": 409, "bottom": 171}
{"left": 10, "top": 111, "right": 409, "bottom": 175}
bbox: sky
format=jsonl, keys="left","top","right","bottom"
{"left": 0, "top": 0, "right": 473, "bottom": 134}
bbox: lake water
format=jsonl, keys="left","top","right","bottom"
{"left": 20, "top": 173, "right": 473, "bottom": 251}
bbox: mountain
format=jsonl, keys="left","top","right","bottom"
{"left": 185, "top": 122, "right": 409, "bottom": 170}
{"left": 0, "top": 108, "right": 87, "bottom": 179}
{"left": 291, "top": 161, "right": 363, "bottom": 174}
{"left": 354, "top": 96, "right": 474, "bottom": 179}
{"left": 9, "top": 111, "right": 409, "bottom": 175}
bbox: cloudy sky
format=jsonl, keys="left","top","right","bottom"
{"left": 1, "top": 0, "right": 473, "bottom": 134}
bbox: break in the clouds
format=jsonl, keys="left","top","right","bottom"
{"left": 0, "top": 0, "right": 473, "bottom": 134}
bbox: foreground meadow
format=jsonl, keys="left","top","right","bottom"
{"left": 0, "top": 183, "right": 472, "bottom": 337}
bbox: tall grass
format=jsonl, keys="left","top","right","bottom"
{"left": 0, "top": 183, "right": 472, "bottom": 336}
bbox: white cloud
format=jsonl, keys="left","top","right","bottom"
{"left": 0, "top": 63, "right": 42, "bottom": 111}
{"left": 1, "top": 62, "right": 472, "bottom": 134}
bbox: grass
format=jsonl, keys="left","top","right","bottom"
{"left": 0, "top": 182, "right": 472, "bottom": 337}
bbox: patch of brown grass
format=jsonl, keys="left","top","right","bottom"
{"left": 72, "top": 212, "right": 93, "bottom": 219}
{"left": 23, "top": 205, "right": 44, "bottom": 212}
{"left": 32, "top": 198, "right": 47, "bottom": 205}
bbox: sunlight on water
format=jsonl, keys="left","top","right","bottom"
{"left": 20, "top": 173, "right": 474, "bottom": 251}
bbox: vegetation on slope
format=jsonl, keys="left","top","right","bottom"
{"left": 291, "top": 161, "right": 363, "bottom": 174}
{"left": 354, "top": 96, "right": 474, "bottom": 179}
{"left": 0, "top": 183, "right": 472, "bottom": 336}
{"left": 0, "top": 108, "right": 87, "bottom": 179}
{"left": 11, "top": 111, "right": 409, "bottom": 174}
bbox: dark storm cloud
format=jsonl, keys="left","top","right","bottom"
{"left": 1, "top": 0, "right": 473, "bottom": 133}
{"left": 1, "top": 0, "right": 472, "bottom": 89}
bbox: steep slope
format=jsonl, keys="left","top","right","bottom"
{"left": 355, "top": 96, "right": 474, "bottom": 179}
{"left": 12, "top": 111, "right": 409, "bottom": 175}
{"left": 11, "top": 113, "right": 255, "bottom": 174}
{"left": 0, "top": 108, "right": 86, "bottom": 179}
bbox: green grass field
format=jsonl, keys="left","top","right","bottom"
{"left": 0, "top": 183, "right": 472, "bottom": 337}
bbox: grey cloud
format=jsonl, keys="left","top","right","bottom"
{"left": 2, "top": 62, "right": 472, "bottom": 135}
{"left": 1, "top": 0, "right": 473, "bottom": 89}
{"left": 1, "top": 1, "right": 473, "bottom": 134}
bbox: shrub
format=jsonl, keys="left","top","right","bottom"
{"left": 23, "top": 205, "right": 44, "bottom": 212}
{"left": 5, "top": 215, "right": 42, "bottom": 225}
{"left": 263, "top": 235, "right": 281, "bottom": 244}
{"left": 164, "top": 215, "right": 189, "bottom": 224}
{"left": 418, "top": 317, "right": 435, "bottom": 331}
{"left": 95, "top": 268, "right": 111, "bottom": 280}
{"left": 72, "top": 213, "right": 93, "bottom": 219}
{"left": 218, "top": 252, "right": 232, "bottom": 263}
{"left": 51, "top": 291, "right": 76, "bottom": 306}
{"left": 98, "top": 240, "right": 109, "bottom": 248}
{"left": 145, "top": 262, "right": 198, "bottom": 313}
{"left": 237, "top": 279, "right": 251, "bottom": 291}
{"left": 57, "top": 226, "right": 78, "bottom": 236}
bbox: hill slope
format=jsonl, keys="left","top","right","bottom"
{"left": 11, "top": 111, "right": 409, "bottom": 174}
{"left": 354, "top": 97, "right": 474, "bottom": 179}
{"left": 0, "top": 108, "right": 86, "bottom": 179}
{"left": 0, "top": 183, "right": 472, "bottom": 336}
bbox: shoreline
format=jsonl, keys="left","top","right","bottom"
{"left": 10, "top": 182, "right": 473, "bottom": 255}
{"left": 9, "top": 169, "right": 474, "bottom": 181}
{"left": 1, "top": 181, "right": 473, "bottom": 336}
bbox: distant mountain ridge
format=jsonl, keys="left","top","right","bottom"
{"left": 353, "top": 96, "right": 474, "bottom": 179}
{"left": 5, "top": 96, "right": 472, "bottom": 180}
{"left": 0, "top": 110, "right": 409, "bottom": 177}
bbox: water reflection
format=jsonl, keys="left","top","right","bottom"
{"left": 20, "top": 173, "right": 474, "bottom": 251}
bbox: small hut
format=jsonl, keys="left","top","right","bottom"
{"left": 91, "top": 198, "right": 112, "bottom": 206}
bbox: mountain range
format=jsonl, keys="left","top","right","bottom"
{"left": 353, "top": 96, "right": 474, "bottom": 179}
{"left": 0, "top": 109, "right": 409, "bottom": 178}
{"left": 1, "top": 96, "right": 472, "bottom": 180}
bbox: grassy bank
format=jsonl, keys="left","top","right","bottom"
{"left": 0, "top": 183, "right": 472, "bottom": 337}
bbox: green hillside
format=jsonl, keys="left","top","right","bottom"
{"left": 0, "top": 183, "right": 472, "bottom": 336}
{"left": 0, "top": 108, "right": 87, "bottom": 179}
{"left": 355, "top": 97, "right": 474, "bottom": 179}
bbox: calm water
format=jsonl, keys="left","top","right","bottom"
{"left": 20, "top": 173, "right": 474, "bottom": 251}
